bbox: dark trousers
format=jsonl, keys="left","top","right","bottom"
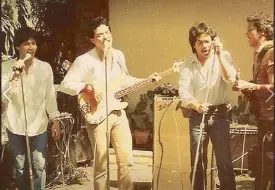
{"left": 189, "top": 108, "right": 236, "bottom": 190}
{"left": 254, "top": 120, "right": 274, "bottom": 190}
{"left": 7, "top": 130, "right": 47, "bottom": 190}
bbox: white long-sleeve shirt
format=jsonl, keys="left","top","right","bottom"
{"left": 178, "top": 51, "right": 236, "bottom": 107}
{"left": 1, "top": 58, "right": 60, "bottom": 136}
{"left": 59, "top": 48, "right": 140, "bottom": 98}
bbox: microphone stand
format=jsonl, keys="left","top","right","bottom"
{"left": 19, "top": 73, "right": 35, "bottom": 190}
{"left": 104, "top": 47, "right": 110, "bottom": 190}
{"left": 191, "top": 51, "right": 216, "bottom": 190}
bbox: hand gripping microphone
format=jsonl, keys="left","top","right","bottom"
{"left": 9, "top": 53, "right": 32, "bottom": 81}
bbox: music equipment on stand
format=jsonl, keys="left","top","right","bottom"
{"left": 152, "top": 96, "right": 214, "bottom": 190}
{"left": 47, "top": 112, "right": 80, "bottom": 188}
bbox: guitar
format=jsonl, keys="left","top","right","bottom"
{"left": 78, "top": 61, "right": 184, "bottom": 124}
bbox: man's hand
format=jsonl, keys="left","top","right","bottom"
{"left": 51, "top": 120, "right": 61, "bottom": 141}
{"left": 213, "top": 37, "right": 223, "bottom": 55}
{"left": 84, "top": 84, "right": 103, "bottom": 103}
{"left": 232, "top": 79, "right": 256, "bottom": 91}
{"left": 149, "top": 72, "right": 162, "bottom": 84}
{"left": 196, "top": 103, "right": 212, "bottom": 114}
{"left": 14, "top": 59, "right": 25, "bottom": 70}
{"left": 10, "top": 60, "right": 25, "bottom": 81}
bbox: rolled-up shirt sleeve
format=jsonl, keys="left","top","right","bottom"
{"left": 45, "top": 65, "right": 60, "bottom": 120}
{"left": 178, "top": 66, "right": 195, "bottom": 108}
{"left": 222, "top": 51, "right": 237, "bottom": 84}
{"left": 59, "top": 57, "right": 86, "bottom": 96}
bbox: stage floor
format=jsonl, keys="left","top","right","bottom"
{"left": 50, "top": 149, "right": 153, "bottom": 190}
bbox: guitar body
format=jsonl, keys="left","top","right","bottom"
{"left": 78, "top": 90, "right": 128, "bottom": 124}
{"left": 78, "top": 75, "right": 129, "bottom": 124}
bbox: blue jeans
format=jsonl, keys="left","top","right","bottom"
{"left": 7, "top": 130, "right": 47, "bottom": 190}
{"left": 189, "top": 110, "right": 236, "bottom": 190}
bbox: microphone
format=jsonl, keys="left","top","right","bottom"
{"left": 213, "top": 37, "right": 220, "bottom": 54}
{"left": 9, "top": 53, "right": 32, "bottom": 81}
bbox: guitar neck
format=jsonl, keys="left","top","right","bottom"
{"left": 114, "top": 67, "right": 175, "bottom": 99}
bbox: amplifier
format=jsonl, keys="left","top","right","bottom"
{"left": 152, "top": 96, "right": 214, "bottom": 190}
{"left": 69, "top": 126, "right": 93, "bottom": 166}
{"left": 230, "top": 124, "right": 258, "bottom": 135}
{"left": 229, "top": 124, "right": 258, "bottom": 170}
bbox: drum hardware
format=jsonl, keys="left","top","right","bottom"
{"left": 46, "top": 112, "right": 87, "bottom": 188}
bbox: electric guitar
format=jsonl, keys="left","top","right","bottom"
{"left": 78, "top": 61, "right": 184, "bottom": 124}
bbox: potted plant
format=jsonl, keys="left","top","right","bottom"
{"left": 131, "top": 91, "right": 154, "bottom": 145}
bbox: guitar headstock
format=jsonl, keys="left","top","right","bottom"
{"left": 172, "top": 58, "right": 184, "bottom": 72}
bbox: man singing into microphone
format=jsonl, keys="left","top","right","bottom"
{"left": 1, "top": 27, "right": 61, "bottom": 190}
{"left": 59, "top": 16, "right": 161, "bottom": 190}
{"left": 178, "top": 22, "right": 236, "bottom": 189}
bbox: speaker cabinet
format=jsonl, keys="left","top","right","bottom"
{"left": 229, "top": 125, "right": 258, "bottom": 171}
{"left": 153, "top": 96, "right": 214, "bottom": 190}
{"left": 69, "top": 126, "right": 93, "bottom": 166}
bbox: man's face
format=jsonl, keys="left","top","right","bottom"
{"left": 90, "top": 24, "right": 112, "bottom": 51}
{"left": 194, "top": 34, "right": 213, "bottom": 59}
{"left": 16, "top": 38, "right": 37, "bottom": 59}
{"left": 246, "top": 22, "right": 261, "bottom": 48}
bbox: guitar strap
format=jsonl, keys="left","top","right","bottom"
{"left": 253, "top": 44, "right": 273, "bottom": 82}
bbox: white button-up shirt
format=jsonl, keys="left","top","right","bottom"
{"left": 1, "top": 58, "right": 60, "bottom": 136}
{"left": 178, "top": 51, "right": 236, "bottom": 107}
{"left": 59, "top": 48, "right": 139, "bottom": 97}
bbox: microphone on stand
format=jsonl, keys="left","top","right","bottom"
{"left": 9, "top": 53, "right": 32, "bottom": 81}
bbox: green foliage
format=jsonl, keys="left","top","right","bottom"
{"left": 1, "top": 0, "right": 35, "bottom": 59}
{"left": 1, "top": 0, "right": 75, "bottom": 83}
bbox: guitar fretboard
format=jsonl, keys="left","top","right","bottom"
{"left": 114, "top": 67, "right": 175, "bottom": 99}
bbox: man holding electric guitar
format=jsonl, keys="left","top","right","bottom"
{"left": 233, "top": 13, "right": 274, "bottom": 190}
{"left": 59, "top": 16, "right": 183, "bottom": 190}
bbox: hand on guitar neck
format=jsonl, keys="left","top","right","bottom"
{"left": 149, "top": 72, "right": 162, "bottom": 84}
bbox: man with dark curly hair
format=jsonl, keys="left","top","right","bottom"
{"left": 179, "top": 22, "right": 236, "bottom": 190}
{"left": 233, "top": 12, "right": 274, "bottom": 189}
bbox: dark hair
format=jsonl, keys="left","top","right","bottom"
{"left": 87, "top": 16, "right": 110, "bottom": 38}
{"left": 188, "top": 22, "right": 217, "bottom": 54}
{"left": 247, "top": 12, "right": 273, "bottom": 40}
{"left": 14, "top": 27, "right": 37, "bottom": 47}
